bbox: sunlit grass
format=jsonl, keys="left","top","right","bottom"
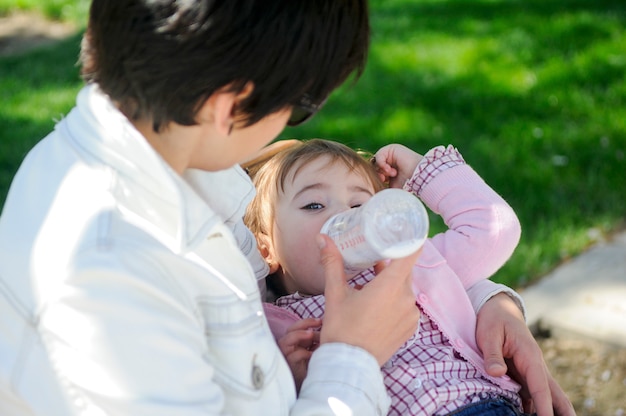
{"left": 0, "top": 0, "right": 88, "bottom": 22}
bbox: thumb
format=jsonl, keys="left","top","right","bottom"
{"left": 317, "top": 234, "right": 348, "bottom": 304}
{"left": 478, "top": 331, "right": 509, "bottom": 377}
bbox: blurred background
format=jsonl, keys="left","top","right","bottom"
{"left": 1, "top": 0, "right": 624, "bottom": 290}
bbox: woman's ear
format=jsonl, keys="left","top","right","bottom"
{"left": 256, "top": 233, "right": 280, "bottom": 274}
{"left": 196, "top": 82, "right": 254, "bottom": 136}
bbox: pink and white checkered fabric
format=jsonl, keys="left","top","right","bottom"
{"left": 276, "top": 270, "right": 521, "bottom": 415}
{"left": 404, "top": 145, "right": 465, "bottom": 196}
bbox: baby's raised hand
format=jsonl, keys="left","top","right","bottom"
{"left": 373, "top": 144, "right": 423, "bottom": 189}
{"left": 277, "top": 317, "right": 322, "bottom": 393}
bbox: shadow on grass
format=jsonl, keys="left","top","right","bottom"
{"left": 371, "top": 0, "right": 624, "bottom": 43}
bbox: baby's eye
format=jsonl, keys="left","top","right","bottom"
{"left": 302, "top": 202, "right": 325, "bottom": 210}
{"left": 351, "top": 204, "right": 362, "bottom": 209}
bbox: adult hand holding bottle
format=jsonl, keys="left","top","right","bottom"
{"left": 317, "top": 142, "right": 422, "bottom": 366}
{"left": 317, "top": 233, "right": 422, "bottom": 367}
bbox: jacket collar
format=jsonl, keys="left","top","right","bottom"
{"left": 58, "top": 84, "right": 255, "bottom": 252}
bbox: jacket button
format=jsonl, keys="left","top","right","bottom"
{"left": 251, "top": 364, "right": 264, "bottom": 390}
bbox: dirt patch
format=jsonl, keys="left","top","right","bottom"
{"left": 537, "top": 334, "right": 626, "bottom": 416}
{"left": 0, "top": 12, "right": 76, "bottom": 56}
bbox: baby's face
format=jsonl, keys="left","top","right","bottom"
{"left": 270, "top": 156, "right": 375, "bottom": 296}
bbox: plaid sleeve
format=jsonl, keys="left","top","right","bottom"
{"left": 403, "top": 145, "right": 465, "bottom": 196}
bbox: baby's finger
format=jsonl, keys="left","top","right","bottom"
{"left": 374, "top": 160, "right": 397, "bottom": 178}
{"left": 278, "top": 329, "right": 318, "bottom": 354}
{"left": 286, "top": 318, "right": 322, "bottom": 333}
{"left": 286, "top": 348, "right": 313, "bottom": 365}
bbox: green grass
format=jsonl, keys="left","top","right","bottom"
{"left": 0, "top": 0, "right": 88, "bottom": 22}
{"left": 1, "top": 0, "right": 625, "bottom": 288}
{"left": 282, "top": 0, "right": 626, "bottom": 287}
{"left": 0, "top": 33, "right": 84, "bottom": 201}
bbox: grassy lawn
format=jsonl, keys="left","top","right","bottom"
{"left": 1, "top": 0, "right": 624, "bottom": 288}
{"left": 0, "top": 0, "right": 88, "bottom": 21}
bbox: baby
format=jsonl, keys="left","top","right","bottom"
{"left": 244, "top": 139, "right": 530, "bottom": 416}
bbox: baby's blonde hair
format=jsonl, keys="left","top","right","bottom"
{"left": 244, "top": 138, "right": 385, "bottom": 244}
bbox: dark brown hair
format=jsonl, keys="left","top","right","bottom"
{"left": 80, "top": 0, "right": 370, "bottom": 132}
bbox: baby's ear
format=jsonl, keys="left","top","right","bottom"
{"left": 257, "top": 233, "right": 280, "bottom": 274}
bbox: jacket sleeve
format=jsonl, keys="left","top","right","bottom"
{"left": 293, "top": 344, "right": 391, "bottom": 416}
{"left": 406, "top": 148, "right": 522, "bottom": 290}
{"left": 466, "top": 279, "right": 527, "bottom": 319}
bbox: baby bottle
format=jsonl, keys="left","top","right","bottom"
{"left": 320, "top": 188, "right": 429, "bottom": 276}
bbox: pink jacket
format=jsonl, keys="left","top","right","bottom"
{"left": 265, "top": 150, "right": 522, "bottom": 394}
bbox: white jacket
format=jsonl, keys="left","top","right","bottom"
{"left": 0, "top": 85, "right": 390, "bottom": 415}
